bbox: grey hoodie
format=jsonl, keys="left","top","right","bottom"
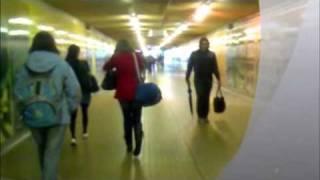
{"left": 15, "top": 51, "right": 82, "bottom": 125}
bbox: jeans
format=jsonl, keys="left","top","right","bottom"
{"left": 119, "top": 101, "right": 143, "bottom": 151}
{"left": 30, "top": 125, "right": 66, "bottom": 180}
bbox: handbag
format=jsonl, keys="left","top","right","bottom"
{"left": 132, "top": 53, "right": 162, "bottom": 106}
{"left": 213, "top": 88, "right": 226, "bottom": 113}
{"left": 135, "top": 82, "right": 162, "bottom": 106}
{"left": 88, "top": 74, "right": 99, "bottom": 93}
{"left": 101, "top": 69, "right": 116, "bottom": 90}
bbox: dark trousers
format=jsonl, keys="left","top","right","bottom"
{"left": 119, "top": 101, "right": 143, "bottom": 150}
{"left": 195, "top": 79, "right": 212, "bottom": 119}
{"left": 70, "top": 103, "right": 89, "bottom": 138}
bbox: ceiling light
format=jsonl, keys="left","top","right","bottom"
{"left": 56, "top": 38, "right": 70, "bottom": 45}
{"left": 8, "top": 30, "right": 30, "bottom": 36}
{"left": 122, "top": 0, "right": 132, "bottom": 3}
{"left": 193, "top": 3, "right": 211, "bottom": 22}
{"left": 148, "top": 29, "right": 153, "bottom": 37}
{"left": 0, "top": 27, "right": 8, "bottom": 33}
{"left": 129, "top": 13, "right": 145, "bottom": 50}
{"left": 163, "top": 30, "right": 168, "bottom": 37}
{"left": 244, "top": 27, "right": 260, "bottom": 35}
{"left": 55, "top": 30, "right": 67, "bottom": 35}
{"left": 160, "top": 23, "right": 190, "bottom": 47}
{"left": 8, "top": 17, "right": 34, "bottom": 25}
{"left": 37, "top": 25, "right": 55, "bottom": 31}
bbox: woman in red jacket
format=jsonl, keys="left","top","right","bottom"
{"left": 103, "top": 39, "right": 145, "bottom": 156}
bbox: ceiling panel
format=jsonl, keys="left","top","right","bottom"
{"left": 43, "top": 0, "right": 259, "bottom": 48}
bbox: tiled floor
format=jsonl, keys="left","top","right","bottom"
{"left": 1, "top": 70, "right": 253, "bottom": 180}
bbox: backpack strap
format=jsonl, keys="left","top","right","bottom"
{"left": 24, "top": 64, "right": 62, "bottom": 104}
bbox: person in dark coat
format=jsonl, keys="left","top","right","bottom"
{"left": 185, "top": 37, "right": 221, "bottom": 123}
{"left": 66, "top": 44, "right": 92, "bottom": 145}
{"left": 103, "top": 39, "right": 145, "bottom": 156}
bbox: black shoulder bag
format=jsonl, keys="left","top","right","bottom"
{"left": 213, "top": 88, "right": 226, "bottom": 113}
{"left": 101, "top": 68, "right": 117, "bottom": 90}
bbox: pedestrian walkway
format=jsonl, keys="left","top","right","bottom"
{"left": 1, "top": 70, "right": 253, "bottom": 180}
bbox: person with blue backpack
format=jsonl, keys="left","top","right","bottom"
{"left": 14, "top": 31, "right": 81, "bottom": 180}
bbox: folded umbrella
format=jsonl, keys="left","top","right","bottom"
{"left": 188, "top": 88, "right": 193, "bottom": 115}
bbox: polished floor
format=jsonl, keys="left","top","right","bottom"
{"left": 1, "top": 68, "right": 253, "bottom": 180}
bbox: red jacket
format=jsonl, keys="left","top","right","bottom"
{"left": 103, "top": 52, "right": 144, "bottom": 101}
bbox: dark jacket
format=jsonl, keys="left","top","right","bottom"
{"left": 186, "top": 50, "right": 220, "bottom": 83}
{"left": 67, "top": 59, "right": 91, "bottom": 104}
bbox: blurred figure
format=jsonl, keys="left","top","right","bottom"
{"left": 66, "top": 44, "right": 92, "bottom": 145}
{"left": 145, "top": 55, "right": 155, "bottom": 74}
{"left": 103, "top": 39, "right": 145, "bottom": 156}
{"left": 14, "top": 31, "right": 81, "bottom": 180}
{"left": 185, "top": 37, "right": 221, "bottom": 123}
{"left": 158, "top": 53, "right": 164, "bottom": 69}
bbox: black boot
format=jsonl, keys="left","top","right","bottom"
{"left": 124, "top": 134, "right": 133, "bottom": 153}
{"left": 133, "top": 130, "right": 143, "bottom": 156}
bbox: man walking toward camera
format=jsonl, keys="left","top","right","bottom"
{"left": 186, "top": 37, "right": 221, "bottom": 123}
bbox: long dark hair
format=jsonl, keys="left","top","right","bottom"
{"left": 114, "top": 39, "right": 133, "bottom": 53}
{"left": 66, "top": 44, "right": 80, "bottom": 61}
{"left": 29, "top": 31, "right": 59, "bottom": 54}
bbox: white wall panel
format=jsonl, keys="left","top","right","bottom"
{"left": 219, "top": 0, "right": 319, "bottom": 179}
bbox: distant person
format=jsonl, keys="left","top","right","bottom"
{"left": 145, "top": 55, "right": 156, "bottom": 74}
{"left": 14, "top": 31, "right": 81, "bottom": 180}
{"left": 103, "top": 39, "right": 145, "bottom": 156}
{"left": 66, "top": 44, "right": 92, "bottom": 145}
{"left": 185, "top": 37, "right": 221, "bottom": 123}
{"left": 158, "top": 53, "right": 164, "bottom": 68}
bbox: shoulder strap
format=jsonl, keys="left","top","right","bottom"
{"left": 132, "top": 53, "right": 142, "bottom": 83}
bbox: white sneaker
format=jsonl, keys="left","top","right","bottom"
{"left": 71, "top": 138, "right": 77, "bottom": 146}
{"left": 83, "top": 133, "right": 89, "bottom": 139}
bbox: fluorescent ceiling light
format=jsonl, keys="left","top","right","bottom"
{"left": 160, "top": 23, "right": 189, "bottom": 47}
{"left": 163, "top": 30, "right": 168, "bottom": 37}
{"left": 0, "top": 27, "right": 8, "bottom": 33}
{"left": 37, "top": 25, "right": 55, "bottom": 31}
{"left": 148, "top": 29, "right": 153, "bottom": 37}
{"left": 129, "top": 14, "right": 145, "bottom": 50}
{"left": 130, "top": 15, "right": 140, "bottom": 29}
{"left": 245, "top": 27, "right": 260, "bottom": 35}
{"left": 55, "top": 38, "right": 70, "bottom": 45}
{"left": 55, "top": 30, "right": 67, "bottom": 35}
{"left": 8, "top": 17, "right": 34, "bottom": 25}
{"left": 193, "top": 4, "right": 210, "bottom": 22}
{"left": 8, "top": 30, "right": 30, "bottom": 36}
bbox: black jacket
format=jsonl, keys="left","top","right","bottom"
{"left": 186, "top": 50, "right": 220, "bottom": 82}
{"left": 67, "top": 59, "right": 91, "bottom": 93}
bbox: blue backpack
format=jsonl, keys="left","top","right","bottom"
{"left": 14, "top": 65, "right": 62, "bottom": 128}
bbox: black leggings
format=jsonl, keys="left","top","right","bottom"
{"left": 70, "top": 103, "right": 89, "bottom": 138}
{"left": 119, "top": 101, "right": 143, "bottom": 149}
